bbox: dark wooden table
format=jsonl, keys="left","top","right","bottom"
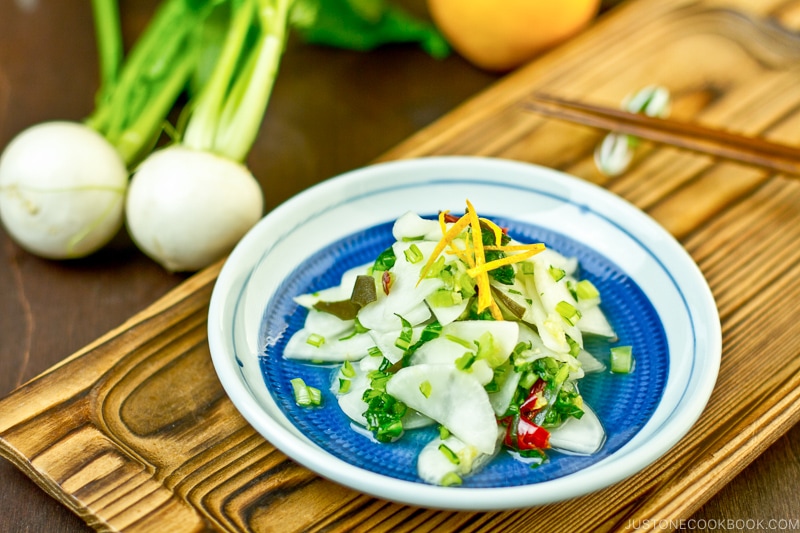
{"left": 1, "top": 1, "right": 797, "bottom": 532}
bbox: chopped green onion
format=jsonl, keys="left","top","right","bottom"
{"left": 371, "top": 246, "right": 396, "bottom": 272}
{"left": 368, "top": 371, "right": 392, "bottom": 392}
{"left": 378, "top": 357, "right": 392, "bottom": 372}
{"left": 520, "top": 372, "right": 538, "bottom": 390}
{"left": 520, "top": 261, "right": 535, "bottom": 275}
{"left": 475, "top": 331, "right": 503, "bottom": 367}
{"left": 440, "top": 471, "right": 462, "bottom": 487}
{"left": 394, "top": 314, "right": 413, "bottom": 351}
{"left": 439, "top": 425, "right": 451, "bottom": 440}
{"left": 566, "top": 335, "right": 581, "bottom": 358}
{"left": 308, "top": 386, "right": 322, "bottom": 406}
{"left": 419, "top": 380, "right": 432, "bottom": 398}
{"left": 555, "top": 301, "right": 582, "bottom": 326}
{"left": 575, "top": 279, "right": 600, "bottom": 301}
{"left": 455, "top": 352, "right": 476, "bottom": 371}
{"left": 290, "top": 377, "right": 321, "bottom": 407}
{"left": 548, "top": 265, "right": 565, "bottom": 282}
{"left": 338, "top": 378, "right": 351, "bottom": 394}
{"left": 554, "top": 363, "right": 571, "bottom": 386}
{"left": 610, "top": 345, "right": 634, "bottom": 374}
{"left": 402, "top": 235, "right": 425, "bottom": 242}
{"left": 306, "top": 333, "right": 325, "bottom": 347}
{"left": 404, "top": 243, "right": 424, "bottom": 264}
{"left": 456, "top": 270, "right": 476, "bottom": 297}
{"left": 438, "top": 443, "right": 460, "bottom": 465}
{"left": 368, "top": 346, "right": 383, "bottom": 358}
{"left": 377, "top": 419, "right": 404, "bottom": 441}
{"left": 341, "top": 360, "right": 356, "bottom": 378}
{"left": 446, "top": 334, "right": 474, "bottom": 350}
{"left": 425, "top": 255, "right": 446, "bottom": 279}
{"left": 428, "top": 289, "right": 462, "bottom": 307}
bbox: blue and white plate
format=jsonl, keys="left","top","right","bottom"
{"left": 207, "top": 156, "right": 721, "bottom": 511}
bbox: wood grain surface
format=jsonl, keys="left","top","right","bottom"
{"left": 2, "top": 0, "right": 800, "bottom": 531}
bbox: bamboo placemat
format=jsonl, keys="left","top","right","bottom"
{"left": 2, "top": 0, "right": 800, "bottom": 531}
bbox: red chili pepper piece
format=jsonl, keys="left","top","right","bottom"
{"left": 519, "top": 378, "right": 546, "bottom": 418}
{"left": 382, "top": 270, "right": 393, "bottom": 295}
{"left": 516, "top": 416, "right": 550, "bottom": 450}
{"left": 502, "top": 378, "right": 550, "bottom": 451}
{"left": 503, "top": 414, "right": 550, "bottom": 451}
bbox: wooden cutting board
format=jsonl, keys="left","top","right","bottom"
{"left": 2, "top": 0, "right": 800, "bottom": 531}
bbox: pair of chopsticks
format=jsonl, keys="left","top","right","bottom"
{"left": 523, "top": 93, "right": 800, "bottom": 176}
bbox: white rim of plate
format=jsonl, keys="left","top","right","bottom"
{"left": 208, "top": 156, "right": 721, "bottom": 511}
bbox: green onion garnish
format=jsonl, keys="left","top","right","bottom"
{"left": 290, "top": 377, "right": 321, "bottom": 407}
{"left": 438, "top": 443, "right": 460, "bottom": 465}
{"left": 404, "top": 243, "right": 424, "bottom": 264}
{"left": 428, "top": 289, "right": 462, "bottom": 307}
{"left": 338, "top": 378, "right": 351, "bottom": 394}
{"left": 575, "top": 279, "right": 600, "bottom": 300}
{"left": 566, "top": 335, "right": 581, "bottom": 358}
{"left": 439, "top": 425, "right": 451, "bottom": 440}
{"left": 341, "top": 360, "right": 356, "bottom": 378}
{"left": 520, "top": 261, "right": 534, "bottom": 275}
{"left": 440, "top": 472, "right": 462, "bottom": 487}
{"left": 308, "top": 386, "right": 322, "bottom": 406}
{"left": 610, "top": 345, "right": 634, "bottom": 374}
{"left": 446, "top": 334, "right": 474, "bottom": 350}
{"left": 520, "top": 372, "right": 538, "bottom": 390}
{"left": 419, "top": 380, "right": 432, "bottom": 398}
{"left": 394, "top": 314, "right": 413, "bottom": 351}
{"left": 548, "top": 265, "right": 566, "bottom": 282}
{"left": 555, "top": 301, "right": 582, "bottom": 326}
{"left": 425, "top": 255, "right": 446, "bottom": 279}
{"left": 455, "top": 352, "right": 476, "bottom": 371}
{"left": 306, "top": 333, "right": 325, "bottom": 347}
{"left": 368, "top": 346, "right": 383, "bottom": 358}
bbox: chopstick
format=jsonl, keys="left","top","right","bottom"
{"left": 523, "top": 93, "right": 800, "bottom": 176}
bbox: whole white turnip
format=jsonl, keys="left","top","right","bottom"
{"left": 125, "top": 145, "right": 263, "bottom": 272}
{"left": 0, "top": 121, "right": 128, "bottom": 259}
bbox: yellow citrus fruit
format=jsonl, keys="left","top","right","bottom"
{"left": 427, "top": 0, "right": 601, "bottom": 71}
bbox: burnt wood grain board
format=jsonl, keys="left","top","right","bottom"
{"left": 2, "top": 0, "right": 800, "bottom": 531}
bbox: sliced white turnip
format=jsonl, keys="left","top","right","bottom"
{"left": 301, "top": 308, "right": 354, "bottom": 340}
{"left": 576, "top": 302, "right": 617, "bottom": 339}
{"left": 385, "top": 364, "right": 498, "bottom": 454}
{"left": 530, "top": 254, "right": 584, "bottom": 348}
{"left": 293, "top": 263, "right": 371, "bottom": 309}
{"left": 487, "top": 363, "right": 522, "bottom": 417}
{"left": 442, "top": 320, "right": 520, "bottom": 367}
{"left": 0, "top": 121, "right": 128, "bottom": 259}
{"left": 417, "top": 430, "right": 500, "bottom": 485}
{"left": 391, "top": 211, "right": 446, "bottom": 241}
{"left": 426, "top": 293, "right": 469, "bottom": 326}
{"left": 577, "top": 349, "right": 607, "bottom": 373}
{"left": 283, "top": 328, "right": 373, "bottom": 362}
{"left": 548, "top": 403, "right": 606, "bottom": 455}
{"left": 516, "top": 323, "right": 583, "bottom": 380}
{"left": 357, "top": 241, "right": 441, "bottom": 331}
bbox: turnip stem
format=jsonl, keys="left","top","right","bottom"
{"left": 87, "top": 0, "right": 214, "bottom": 166}
{"left": 183, "top": 0, "right": 257, "bottom": 153}
{"left": 114, "top": 47, "right": 199, "bottom": 165}
{"left": 90, "top": 0, "right": 123, "bottom": 107}
{"left": 214, "top": 0, "right": 292, "bottom": 162}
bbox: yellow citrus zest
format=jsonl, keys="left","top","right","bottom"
{"left": 418, "top": 200, "right": 546, "bottom": 321}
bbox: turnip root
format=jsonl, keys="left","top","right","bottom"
{"left": 0, "top": 121, "right": 128, "bottom": 259}
{"left": 125, "top": 145, "right": 263, "bottom": 272}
